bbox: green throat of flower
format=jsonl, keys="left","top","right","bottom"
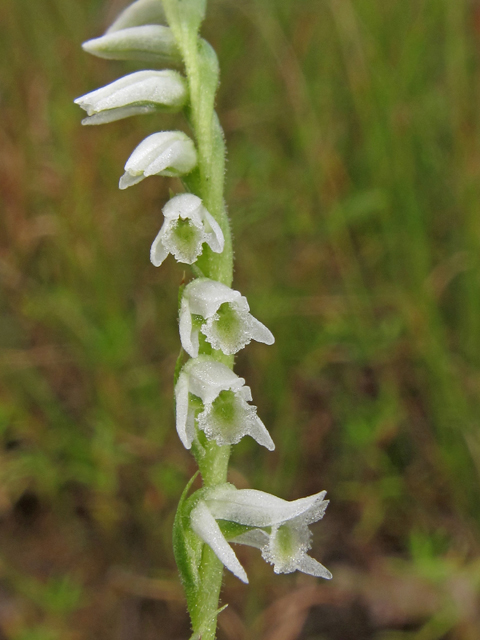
{"left": 169, "top": 218, "right": 202, "bottom": 262}
{"left": 209, "top": 389, "right": 238, "bottom": 427}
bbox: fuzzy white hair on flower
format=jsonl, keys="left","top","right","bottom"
{"left": 179, "top": 278, "right": 274, "bottom": 357}
{"left": 119, "top": 131, "right": 197, "bottom": 189}
{"left": 74, "top": 70, "right": 188, "bottom": 126}
{"left": 150, "top": 194, "right": 224, "bottom": 266}
{"left": 175, "top": 356, "right": 274, "bottom": 451}
{"left": 190, "top": 484, "right": 331, "bottom": 583}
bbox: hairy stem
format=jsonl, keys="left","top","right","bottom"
{"left": 162, "top": 2, "right": 233, "bottom": 637}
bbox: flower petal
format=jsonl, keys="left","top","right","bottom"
{"left": 125, "top": 132, "right": 174, "bottom": 174}
{"left": 163, "top": 193, "right": 204, "bottom": 225}
{"left": 179, "top": 296, "right": 198, "bottom": 357}
{"left": 196, "top": 390, "right": 266, "bottom": 448}
{"left": 75, "top": 70, "right": 187, "bottom": 115}
{"left": 144, "top": 138, "right": 197, "bottom": 177}
{"left": 106, "top": 0, "right": 167, "bottom": 33}
{"left": 119, "top": 172, "right": 145, "bottom": 189}
{"left": 206, "top": 486, "right": 325, "bottom": 528}
{"left": 120, "top": 132, "right": 197, "bottom": 190}
{"left": 82, "top": 25, "right": 181, "bottom": 65}
{"left": 82, "top": 104, "right": 157, "bottom": 125}
{"left": 183, "top": 278, "right": 241, "bottom": 320}
{"left": 187, "top": 358, "right": 243, "bottom": 404}
{"left": 202, "top": 210, "right": 225, "bottom": 254}
{"left": 201, "top": 298, "right": 253, "bottom": 355}
{"left": 294, "top": 492, "right": 329, "bottom": 527}
{"left": 247, "top": 415, "right": 275, "bottom": 451}
{"left": 296, "top": 554, "right": 332, "bottom": 579}
{"left": 191, "top": 501, "right": 249, "bottom": 584}
{"left": 248, "top": 315, "right": 275, "bottom": 346}
{"left": 232, "top": 529, "right": 269, "bottom": 550}
{"left": 150, "top": 228, "right": 170, "bottom": 267}
{"left": 175, "top": 370, "right": 194, "bottom": 449}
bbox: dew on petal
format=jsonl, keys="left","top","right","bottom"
{"left": 162, "top": 218, "right": 205, "bottom": 264}
{"left": 201, "top": 301, "right": 253, "bottom": 355}
{"left": 197, "top": 389, "right": 256, "bottom": 446}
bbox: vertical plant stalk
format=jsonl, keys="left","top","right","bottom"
{"left": 162, "top": 2, "right": 233, "bottom": 636}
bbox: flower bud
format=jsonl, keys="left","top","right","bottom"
{"left": 75, "top": 70, "right": 188, "bottom": 126}
{"left": 119, "top": 131, "right": 197, "bottom": 189}
{"left": 82, "top": 25, "right": 181, "bottom": 66}
{"left": 106, "top": 0, "right": 167, "bottom": 34}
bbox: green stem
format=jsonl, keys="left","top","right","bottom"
{"left": 162, "top": 2, "right": 234, "bottom": 637}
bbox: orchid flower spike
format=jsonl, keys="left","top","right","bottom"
{"left": 190, "top": 484, "right": 331, "bottom": 583}
{"left": 119, "top": 131, "right": 197, "bottom": 189}
{"left": 74, "top": 70, "right": 188, "bottom": 126}
{"left": 175, "top": 356, "right": 275, "bottom": 451}
{"left": 150, "top": 194, "right": 224, "bottom": 266}
{"left": 179, "top": 278, "right": 274, "bottom": 357}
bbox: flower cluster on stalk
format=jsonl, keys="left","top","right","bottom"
{"left": 76, "top": 0, "right": 330, "bottom": 585}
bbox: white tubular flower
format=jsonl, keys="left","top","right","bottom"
{"left": 106, "top": 0, "right": 166, "bottom": 33}
{"left": 175, "top": 356, "right": 275, "bottom": 451}
{"left": 74, "top": 70, "right": 188, "bottom": 126}
{"left": 119, "top": 131, "right": 197, "bottom": 189}
{"left": 150, "top": 194, "right": 224, "bottom": 266}
{"left": 190, "top": 484, "right": 331, "bottom": 583}
{"left": 179, "top": 278, "right": 274, "bottom": 357}
{"left": 82, "top": 25, "right": 181, "bottom": 66}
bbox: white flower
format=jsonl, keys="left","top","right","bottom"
{"left": 175, "top": 356, "right": 275, "bottom": 451}
{"left": 179, "top": 278, "right": 274, "bottom": 357}
{"left": 74, "top": 70, "right": 188, "bottom": 126}
{"left": 190, "top": 484, "right": 331, "bottom": 583}
{"left": 119, "top": 131, "right": 197, "bottom": 189}
{"left": 150, "top": 194, "right": 224, "bottom": 266}
{"left": 82, "top": 25, "right": 181, "bottom": 66}
{"left": 106, "top": 0, "right": 166, "bottom": 34}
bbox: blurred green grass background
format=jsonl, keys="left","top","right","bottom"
{"left": 2, "top": 0, "right": 480, "bottom": 638}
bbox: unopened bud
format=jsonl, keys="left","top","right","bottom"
{"left": 74, "top": 70, "right": 188, "bottom": 125}
{"left": 119, "top": 131, "right": 197, "bottom": 189}
{"left": 82, "top": 25, "right": 181, "bottom": 65}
